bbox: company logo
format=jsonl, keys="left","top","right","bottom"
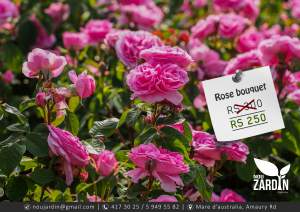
{"left": 253, "top": 158, "right": 290, "bottom": 191}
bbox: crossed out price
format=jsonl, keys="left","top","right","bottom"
{"left": 227, "top": 99, "right": 267, "bottom": 131}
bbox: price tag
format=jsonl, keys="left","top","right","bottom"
{"left": 202, "top": 66, "right": 285, "bottom": 142}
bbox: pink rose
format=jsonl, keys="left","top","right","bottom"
{"left": 140, "top": 46, "right": 193, "bottom": 68}
{"left": 236, "top": 29, "right": 263, "bottom": 53}
{"left": 115, "top": 30, "right": 162, "bottom": 67}
{"left": 239, "top": 0, "right": 259, "bottom": 21}
{"left": 126, "top": 63, "right": 189, "bottom": 105}
{"left": 35, "top": 91, "right": 47, "bottom": 107}
{"left": 51, "top": 87, "right": 72, "bottom": 119}
{"left": 213, "top": 0, "right": 244, "bottom": 10}
{"left": 193, "top": 83, "right": 207, "bottom": 110}
{"left": 218, "top": 14, "right": 247, "bottom": 39}
{"left": 221, "top": 142, "right": 249, "bottom": 163}
{"left": 191, "top": 15, "right": 219, "bottom": 40}
{"left": 258, "top": 35, "right": 300, "bottom": 67}
{"left": 290, "top": 0, "right": 300, "bottom": 19}
{"left": 283, "top": 24, "right": 299, "bottom": 37}
{"left": 127, "top": 143, "right": 189, "bottom": 192}
{"left": 0, "top": 0, "right": 18, "bottom": 24}
{"left": 31, "top": 16, "right": 56, "bottom": 49}
{"left": 120, "top": 0, "right": 151, "bottom": 5}
{"left": 22, "top": 48, "right": 67, "bottom": 78}
{"left": 287, "top": 89, "right": 300, "bottom": 105}
{"left": 68, "top": 71, "right": 96, "bottom": 99}
{"left": 92, "top": 150, "right": 118, "bottom": 177}
{"left": 192, "top": 131, "right": 222, "bottom": 167}
{"left": 260, "top": 24, "right": 281, "bottom": 39}
{"left": 48, "top": 126, "right": 89, "bottom": 185}
{"left": 202, "top": 59, "right": 227, "bottom": 78}
{"left": 212, "top": 189, "right": 246, "bottom": 202}
{"left": 1, "top": 70, "right": 14, "bottom": 84}
{"left": 149, "top": 195, "right": 178, "bottom": 202}
{"left": 224, "top": 50, "right": 262, "bottom": 75}
{"left": 83, "top": 20, "right": 112, "bottom": 44}
{"left": 45, "top": 2, "right": 69, "bottom": 26}
{"left": 121, "top": 2, "right": 163, "bottom": 29}
{"left": 63, "top": 32, "right": 88, "bottom": 50}
{"left": 105, "top": 29, "right": 130, "bottom": 47}
{"left": 87, "top": 194, "right": 102, "bottom": 202}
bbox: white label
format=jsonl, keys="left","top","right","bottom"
{"left": 202, "top": 66, "right": 285, "bottom": 142}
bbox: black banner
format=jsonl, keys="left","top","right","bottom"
{"left": 0, "top": 202, "right": 300, "bottom": 212}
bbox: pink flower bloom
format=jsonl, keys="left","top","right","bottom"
{"left": 115, "top": 30, "right": 162, "bottom": 67}
{"left": 149, "top": 195, "right": 178, "bottom": 202}
{"left": 213, "top": 0, "right": 244, "bottom": 10}
{"left": 1, "top": 70, "right": 14, "bottom": 84}
{"left": 202, "top": 59, "right": 227, "bottom": 78}
{"left": 47, "top": 126, "right": 89, "bottom": 185}
{"left": 22, "top": 48, "right": 67, "bottom": 78}
{"left": 83, "top": 20, "right": 112, "bottom": 44}
{"left": 212, "top": 189, "right": 246, "bottom": 202}
{"left": 126, "top": 63, "right": 189, "bottom": 105}
{"left": 92, "top": 150, "right": 118, "bottom": 177}
{"left": 63, "top": 32, "right": 88, "bottom": 50}
{"left": 87, "top": 194, "right": 102, "bottom": 202}
{"left": 239, "top": 0, "right": 259, "bottom": 21}
{"left": 120, "top": 0, "right": 150, "bottom": 5}
{"left": 35, "top": 91, "right": 47, "bottom": 107}
{"left": 0, "top": 0, "right": 18, "bottom": 24}
{"left": 191, "top": 15, "right": 219, "bottom": 40}
{"left": 258, "top": 35, "right": 300, "bottom": 66}
{"left": 290, "top": 0, "right": 300, "bottom": 19}
{"left": 193, "top": 83, "right": 207, "bottom": 110}
{"left": 121, "top": 2, "right": 163, "bottom": 29}
{"left": 260, "top": 24, "right": 281, "bottom": 39}
{"left": 31, "top": 16, "right": 56, "bottom": 49}
{"left": 221, "top": 142, "right": 249, "bottom": 163}
{"left": 140, "top": 46, "right": 193, "bottom": 68}
{"left": 224, "top": 50, "right": 262, "bottom": 75}
{"left": 44, "top": 2, "right": 69, "bottom": 26}
{"left": 218, "top": 14, "right": 247, "bottom": 39}
{"left": 236, "top": 29, "right": 263, "bottom": 53}
{"left": 287, "top": 89, "right": 300, "bottom": 105}
{"left": 192, "top": 131, "right": 222, "bottom": 167}
{"left": 51, "top": 87, "right": 72, "bottom": 118}
{"left": 68, "top": 71, "right": 96, "bottom": 99}
{"left": 283, "top": 24, "right": 299, "bottom": 37}
{"left": 105, "top": 29, "right": 130, "bottom": 47}
{"left": 127, "top": 143, "right": 189, "bottom": 192}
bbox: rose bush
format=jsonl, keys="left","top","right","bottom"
{"left": 0, "top": 0, "right": 300, "bottom": 203}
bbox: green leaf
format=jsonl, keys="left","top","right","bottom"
{"left": 0, "top": 43, "right": 23, "bottom": 71}
{"left": 236, "top": 154, "right": 256, "bottom": 182}
{"left": 7, "top": 123, "right": 30, "bottom": 133}
{"left": 168, "top": 0, "right": 184, "bottom": 17}
{"left": 117, "top": 109, "right": 129, "bottom": 128}
{"left": 126, "top": 108, "right": 141, "bottom": 126}
{"left": 68, "top": 96, "right": 80, "bottom": 113}
{"left": 24, "top": 132, "right": 49, "bottom": 157}
{"left": 82, "top": 138, "right": 105, "bottom": 154}
{"left": 134, "top": 127, "right": 158, "bottom": 146}
{"left": 0, "top": 143, "right": 26, "bottom": 175}
{"left": 5, "top": 176, "right": 28, "bottom": 201}
{"left": 19, "top": 98, "right": 36, "bottom": 112}
{"left": 89, "top": 118, "right": 119, "bottom": 137}
{"left": 2, "top": 103, "right": 27, "bottom": 124}
{"left": 17, "top": 20, "right": 37, "bottom": 52}
{"left": 31, "top": 169, "right": 55, "bottom": 186}
{"left": 160, "top": 126, "right": 190, "bottom": 148}
{"left": 67, "top": 112, "right": 80, "bottom": 135}
{"left": 194, "top": 166, "right": 212, "bottom": 201}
